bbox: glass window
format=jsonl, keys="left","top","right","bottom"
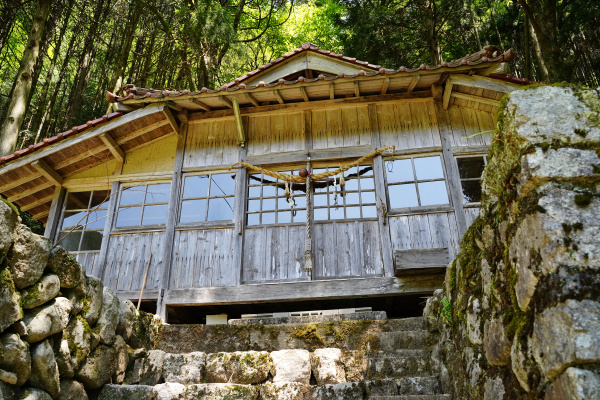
{"left": 456, "top": 156, "right": 486, "bottom": 203}
{"left": 57, "top": 190, "right": 110, "bottom": 252}
{"left": 116, "top": 183, "right": 171, "bottom": 227}
{"left": 311, "top": 165, "right": 377, "bottom": 221}
{"left": 180, "top": 173, "right": 236, "bottom": 223}
{"left": 246, "top": 168, "right": 309, "bottom": 226}
{"left": 385, "top": 155, "right": 449, "bottom": 209}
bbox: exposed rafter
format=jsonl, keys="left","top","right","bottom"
{"left": 32, "top": 160, "right": 63, "bottom": 186}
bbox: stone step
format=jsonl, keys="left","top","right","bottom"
{"left": 366, "top": 377, "right": 442, "bottom": 397}
{"left": 371, "top": 330, "right": 432, "bottom": 351}
{"left": 370, "top": 395, "right": 451, "bottom": 400}
{"left": 385, "top": 317, "right": 425, "bottom": 332}
{"left": 367, "top": 354, "right": 432, "bottom": 380}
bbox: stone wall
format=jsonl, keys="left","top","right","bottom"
{"left": 425, "top": 85, "right": 600, "bottom": 399}
{"left": 0, "top": 203, "right": 161, "bottom": 400}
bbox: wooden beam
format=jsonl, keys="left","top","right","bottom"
{"left": 431, "top": 84, "right": 443, "bottom": 100}
{"left": 245, "top": 93, "right": 260, "bottom": 107}
{"left": 191, "top": 98, "right": 212, "bottom": 111}
{"left": 165, "top": 101, "right": 183, "bottom": 112}
{"left": 219, "top": 95, "right": 234, "bottom": 109}
{"left": 7, "top": 182, "right": 53, "bottom": 203}
{"left": 299, "top": 86, "right": 310, "bottom": 102}
{"left": 99, "top": 132, "right": 125, "bottom": 161}
{"left": 231, "top": 97, "right": 245, "bottom": 147}
{"left": 273, "top": 89, "right": 285, "bottom": 104}
{"left": 0, "top": 103, "right": 165, "bottom": 174}
{"left": 163, "top": 107, "right": 180, "bottom": 134}
{"left": 189, "top": 90, "right": 433, "bottom": 123}
{"left": 21, "top": 193, "right": 55, "bottom": 212}
{"left": 329, "top": 82, "right": 335, "bottom": 100}
{"left": 443, "top": 79, "right": 453, "bottom": 110}
{"left": 449, "top": 74, "right": 520, "bottom": 94}
{"left": 451, "top": 92, "right": 500, "bottom": 107}
{"left": 33, "top": 209, "right": 50, "bottom": 221}
{"left": 32, "top": 160, "right": 63, "bottom": 186}
{"left": 63, "top": 171, "right": 172, "bottom": 190}
{"left": 165, "top": 276, "right": 445, "bottom": 306}
{"left": 51, "top": 119, "right": 171, "bottom": 171}
{"left": 407, "top": 75, "right": 421, "bottom": 93}
{"left": 354, "top": 81, "right": 361, "bottom": 97}
{"left": 0, "top": 174, "right": 41, "bottom": 194}
{"left": 177, "top": 109, "right": 189, "bottom": 123}
{"left": 381, "top": 77, "right": 390, "bottom": 95}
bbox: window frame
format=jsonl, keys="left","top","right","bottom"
{"left": 56, "top": 188, "right": 111, "bottom": 253}
{"left": 112, "top": 181, "right": 172, "bottom": 231}
{"left": 384, "top": 153, "right": 453, "bottom": 215}
{"left": 455, "top": 154, "right": 487, "bottom": 207}
{"left": 177, "top": 171, "right": 237, "bottom": 228}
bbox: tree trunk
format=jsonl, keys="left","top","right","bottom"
{"left": 527, "top": 14, "right": 548, "bottom": 81}
{"left": 0, "top": 0, "right": 50, "bottom": 156}
{"left": 523, "top": 13, "right": 531, "bottom": 80}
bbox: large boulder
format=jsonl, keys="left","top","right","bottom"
{"left": 56, "top": 316, "right": 94, "bottom": 376}
{"left": 0, "top": 201, "right": 18, "bottom": 262}
{"left": 116, "top": 299, "right": 137, "bottom": 343}
{"left": 483, "top": 318, "right": 510, "bottom": 366}
{"left": 311, "top": 382, "right": 365, "bottom": 400}
{"left": 46, "top": 247, "right": 85, "bottom": 289}
{"left": 56, "top": 379, "right": 88, "bottom": 400}
{"left": 530, "top": 299, "right": 600, "bottom": 380}
{"left": 98, "top": 384, "right": 154, "bottom": 400}
{"left": 311, "top": 348, "right": 346, "bottom": 385}
{"left": 75, "top": 344, "right": 117, "bottom": 389}
{"left": 271, "top": 349, "right": 311, "bottom": 384}
{"left": 19, "top": 387, "right": 53, "bottom": 400}
{"left": 0, "top": 333, "right": 31, "bottom": 386}
{"left": 184, "top": 383, "right": 259, "bottom": 400}
{"left": 23, "top": 297, "right": 72, "bottom": 343}
{"left": 81, "top": 276, "right": 103, "bottom": 326}
{"left": 21, "top": 274, "right": 60, "bottom": 310}
{"left": 139, "top": 350, "right": 166, "bottom": 386}
{"left": 545, "top": 367, "right": 600, "bottom": 400}
{"left": 95, "top": 287, "right": 120, "bottom": 346}
{"left": 7, "top": 225, "right": 51, "bottom": 290}
{"left": 205, "top": 351, "right": 273, "bottom": 384}
{"left": 260, "top": 383, "right": 312, "bottom": 400}
{"left": 162, "top": 352, "right": 205, "bottom": 385}
{"left": 0, "top": 268, "right": 23, "bottom": 333}
{"left": 112, "top": 335, "right": 129, "bottom": 384}
{"left": 151, "top": 382, "right": 186, "bottom": 400}
{"left": 27, "top": 340, "right": 60, "bottom": 398}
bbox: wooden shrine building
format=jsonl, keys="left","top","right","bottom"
{"left": 0, "top": 43, "right": 531, "bottom": 322}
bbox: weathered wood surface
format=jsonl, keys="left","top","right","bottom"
{"left": 389, "top": 212, "right": 459, "bottom": 259}
{"left": 464, "top": 207, "right": 480, "bottom": 227}
{"left": 446, "top": 105, "right": 495, "bottom": 147}
{"left": 166, "top": 275, "right": 445, "bottom": 306}
{"left": 394, "top": 247, "right": 450, "bottom": 276}
{"left": 183, "top": 119, "right": 238, "bottom": 168}
{"left": 74, "top": 251, "right": 101, "bottom": 277}
{"left": 247, "top": 112, "right": 305, "bottom": 156}
{"left": 313, "top": 220, "right": 383, "bottom": 279}
{"left": 311, "top": 106, "right": 371, "bottom": 150}
{"left": 170, "top": 228, "right": 238, "bottom": 288}
{"left": 376, "top": 100, "right": 442, "bottom": 151}
{"left": 103, "top": 232, "right": 165, "bottom": 292}
{"left": 243, "top": 225, "right": 308, "bottom": 283}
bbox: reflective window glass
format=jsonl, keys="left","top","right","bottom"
{"left": 456, "top": 156, "right": 486, "bottom": 203}
{"left": 179, "top": 173, "right": 235, "bottom": 224}
{"left": 58, "top": 190, "right": 110, "bottom": 252}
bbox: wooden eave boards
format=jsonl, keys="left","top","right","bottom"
{"left": 0, "top": 103, "right": 178, "bottom": 223}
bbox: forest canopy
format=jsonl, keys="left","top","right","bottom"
{"left": 0, "top": 0, "right": 598, "bottom": 155}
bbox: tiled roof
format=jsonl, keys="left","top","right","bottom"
{"left": 0, "top": 112, "right": 122, "bottom": 166}
{"left": 107, "top": 45, "right": 517, "bottom": 103}
{"left": 487, "top": 73, "right": 541, "bottom": 85}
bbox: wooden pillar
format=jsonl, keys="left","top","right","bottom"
{"left": 368, "top": 104, "right": 394, "bottom": 277}
{"left": 156, "top": 122, "right": 189, "bottom": 321}
{"left": 234, "top": 117, "right": 248, "bottom": 286}
{"left": 433, "top": 99, "right": 467, "bottom": 237}
{"left": 44, "top": 186, "right": 66, "bottom": 240}
{"left": 98, "top": 181, "right": 120, "bottom": 282}
{"left": 303, "top": 110, "right": 314, "bottom": 278}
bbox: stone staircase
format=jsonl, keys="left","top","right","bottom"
{"left": 96, "top": 314, "right": 450, "bottom": 399}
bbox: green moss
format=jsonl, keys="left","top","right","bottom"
{"left": 291, "top": 324, "right": 324, "bottom": 347}
{"left": 0, "top": 197, "right": 19, "bottom": 215}
{"left": 324, "top": 322, "right": 345, "bottom": 342}
{"left": 574, "top": 193, "right": 592, "bottom": 207}
{"left": 574, "top": 128, "right": 588, "bottom": 138}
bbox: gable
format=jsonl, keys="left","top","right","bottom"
{"left": 243, "top": 51, "right": 379, "bottom": 86}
